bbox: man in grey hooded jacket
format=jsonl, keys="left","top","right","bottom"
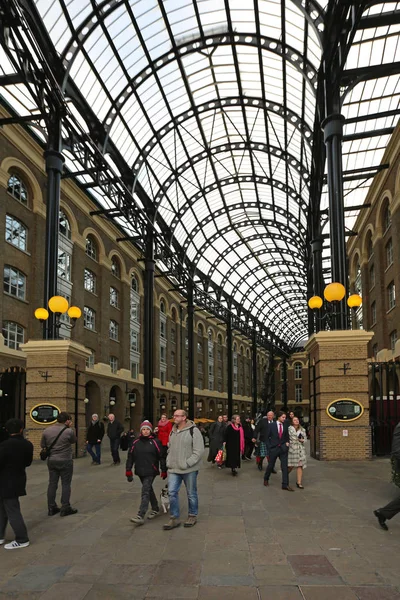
{"left": 163, "top": 409, "right": 204, "bottom": 530}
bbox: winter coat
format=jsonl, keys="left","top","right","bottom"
{"left": 287, "top": 425, "right": 307, "bottom": 468}
{"left": 86, "top": 421, "right": 105, "bottom": 444}
{"left": 254, "top": 417, "right": 274, "bottom": 443}
{"left": 208, "top": 421, "right": 226, "bottom": 461}
{"left": 156, "top": 421, "right": 173, "bottom": 446}
{"left": 0, "top": 435, "right": 33, "bottom": 498}
{"left": 125, "top": 435, "right": 166, "bottom": 477}
{"left": 224, "top": 424, "right": 242, "bottom": 469}
{"left": 242, "top": 421, "right": 253, "bottom": 441}
{"left": 167, "top": 420, "right": 204, "bottom": 474}
{"left": 107, "top": 420, "right": 124, "bottom": 440}
{"left": 41, "top": 424, "right": 76, "bottom": 461}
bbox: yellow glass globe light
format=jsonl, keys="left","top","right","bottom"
{"left": 347, "top": 294, "right": 362, "bottom": 308}
{"left": 308, "top": 296, "right": 323, "bottom": 310}
{"left": 34, "top": 307, "right": 49, "bottom": 321}
{"left": 48, "top": 295, "right": 69, "bottom": 314}
{"left": 68, "top": 306, "right": 82, "bottom": 320}
{"left": 324, "top": 282, "right": 346, "bottom": 303}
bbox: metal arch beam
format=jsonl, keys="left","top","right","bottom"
{"left": 229, "top": 259, "right": 306, "bottom": 298}
{"left": 100, "top": 34, "right": 319, "bottom": 133}
{"left": 183, "top": 215, "right": 304, "bottom": 257}
{"left": 168, "top": 175, "right": 308, "bottom": 238}
{"left": 358, "top": 9, "right": 400, "bottom": 28}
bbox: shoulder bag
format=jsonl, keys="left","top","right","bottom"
{"left": 40, "top": 426, "right": 68, "bottom": 461}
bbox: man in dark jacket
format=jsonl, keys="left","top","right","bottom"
{"left": 374, "top": 421, "right": 400, "bottom": 530}
{"left": 125, "top": 420, "right": 167, "bottom": 525}
{"left": 263, "top": 411, "right": 293, "bottom": 491}
{"left": 86, "top": 413, "right": 105, "bottom": 465}
{"left": 107, "top": 413, "right": 124, "bottom": 465}
{"left": 0, "top": 418, "right": 33, "bottom": 550}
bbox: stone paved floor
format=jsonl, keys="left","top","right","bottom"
{"left": 1, "top": 443, "right": 400, "bottom": 599}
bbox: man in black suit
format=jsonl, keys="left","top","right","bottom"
{"left": 263, "top": 411, "right": 294, "bottom": 491}
{"left": 374, "top": 421, "right": 400, "bottom": 530}
{"left": 253, "top": 411, "right": 277, "bottom": 472}
{"left": 0, "top": 418, "right": 33, "bottom": 549}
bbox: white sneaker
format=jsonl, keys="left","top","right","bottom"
{"left": 4, "top": 541, "right": 30, "bottom": 550}
{"left": 0, "top": 539, "right": 5, "bottom": 545}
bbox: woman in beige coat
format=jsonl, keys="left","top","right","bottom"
{"left": 288, "top": 417, "right": 307, "bottom": 489}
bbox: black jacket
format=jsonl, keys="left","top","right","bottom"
{"left": 0, "top": 435, "right": 33, "bottom": 498}
{"left": 254, "top": 418, "right": 274, "bottom": 442}
{"left": 125, "top": 434, "right": 166, "bottom": 477}
{"left": 265, "top": 421, "right": 290, "bottom": 453}
{"left": 107, "top": 420, "right": 124, "bottom": 440}
{"left": 392, "top": 422, "right": 400, "bottom": 473}
{"left": 87, "top": 421, "right": 105, "bottom": 444}
{"left": 242, "top": 421, "right": 253, "bottom": 441}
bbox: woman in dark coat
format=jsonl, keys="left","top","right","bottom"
{"left": 208, "top": 416, "right": 226, "bottom": 463}
{"left": 224, "top": 415, "right": 245, "bottom": 476}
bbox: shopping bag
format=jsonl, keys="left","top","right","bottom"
{"left": 215, "top": 449, "right": 224, "bottom": 465}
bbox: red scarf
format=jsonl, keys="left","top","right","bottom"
{"left": 231, "top": 423, "right": 245, "bottom": 454}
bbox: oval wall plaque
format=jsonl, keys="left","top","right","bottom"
{"left": 326, "top": 398, "right": 364, "bottom": 422}
{"left": 30, "top": 403, "right": 60, "bottom": 425}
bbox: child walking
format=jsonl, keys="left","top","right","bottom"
{"left": 125, "top": 420, "right": 167, "bottom": 525}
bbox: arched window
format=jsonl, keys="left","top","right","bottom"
{"left": 131, "top": 274, "right": 139, "bottom": 292}
{"left": 366, "top": 231, "right": 373, "bottom": 260}
{"left": 160, "top": 299, "right": 165, "bottom": 313}
{"left": 7, "top": 174, "right": 28, "bottom": 205}
{"left": 2, "top": 321, "right": 25, "bottom": 350}
{"left": 59, "top": 210, "right": 71, "bottom": 240}
{"left": 84, "top": 269, "right": 96, "bottom": 294}
{"left": 85, "top": 236, "right": 98, "bottom": 261}
{"left": 111, "top": 256, "right": 121, "bottom": 278}
{"left": 197, "top": 324, "right": 203, "bottom": 337}
{"left": 246, "top": 348, "right": 250, "bottom": 359}
{"left": 171, "top": 307, "right": 177, "bottom": 322}
{"left": 383, "top": 203, "right": 391, "bottom": 233}
{"left": 233, "top": 342, "right": 237, "bottom": 352}
{"left": 354, "top": 262, "right": 362, "bottom": 296}
{"left": 294, "top": 362, "right": 302, "bottom": 379}
{"left": 5, "top": 215, "right": 27, "bottom": 251}
{"left": 217, "top": 333, "right": 222, "bottom": 345}
{"left": 208, "top": 328, "right": 213, "bottom": 342}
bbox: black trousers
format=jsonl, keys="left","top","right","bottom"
{"left": 244, "top": 440, "right": 254, "bottom": 458}
{"left": 138, "top": 475, "right": 159, "bottom": 517}
{"left": 0, "top": 496, "right": 29, "bottom": 543}
{"left": 110, "top": 438, "right": 120, "bottom": 463}
{"left": 47, "top": 459, "right": 73, "bottom": 509}
{"left": 379, "top": 494, "right": 400, "bottom": 520}
{"left": 264, "top": 447, "right": 289, "bottom": 488}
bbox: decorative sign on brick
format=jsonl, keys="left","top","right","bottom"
{"left": 326, "top": 398, "right": 364, "bottom": 422}
{"left": 30, "top": 403, "right": 60, "bottom": 425}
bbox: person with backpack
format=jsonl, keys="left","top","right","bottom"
{"left": 125, "top": 420, "right": 166, "bottom": 525}
{"left": 163, "top": 409, "right": 204, "bottom": 530}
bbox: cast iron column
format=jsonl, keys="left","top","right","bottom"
{"left": 311, "top": 237, "right": 324, "bottom": 333}
{"left": 252, "top": 330, "right": 257, "bottom": 417}
{"left": 187, "top": 279, "right": 195, "bottom": 420}
{"left": 43, "top": 113, "right": 64, "bottom": 340}
{"left": 322, "top": 113, "right": 348, "bottom": 330}
{"left": 143, "top": 231, "right": 155, "bottom": 423}
{"left": 227, "top": 315, "right": 233, "bottom": 418}
{"left": 282, "top": 357, "right": 288, "bottom": 413}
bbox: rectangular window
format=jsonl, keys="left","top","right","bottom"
{"left": 371, "top": 302, "right": 376, "bottom": 326}
{"left": 5, "top": 215, "right": 27, "bottom": 251}
{"left": 197, "top": 342, "right": 202, "bottom": 353}
{"left": 198, "top": 378, "right": 203, "bottom": 390}
{"left": 160, "top": 345, "right": 166, "bottom": 363}
{"left": 217, "top": 349, "right": 222, "bottom": 361}
{"left": 171, "top": 327, "right": 175, "bottom": 343}
{"left": 3, "top": 265, "right": 26, "bottom": 300}
{"left": 84, "top": 306, "right": 96, "bottom": 330}
{"left": 57, "top": 250, "right": 71, "bottom": 281}
{"left": 198, "top": 360, "right": 203, "bottom": 373}
{"left": 130, "top": 330, "right": 139, "bottom": 352}
{"left": 386, "top": 239, "right": 393, "bottom": 268}
{"left": 84, "top": 269, "right": 96, "bottom": 294}
{"left": 369, "top": 264, "right": 375, "bottom": 289}
{"left": 171, "top": 351, "right": 176, "bottom": 365}
{"left": 390, "top": 330, "right": 397, "bottom": 353}
{"left": 86, "top": 350, "right": 95, "bottom": 369}
{"left": 295, "top": 384, "right": 303, "bottom": 402}
{"left": 234, "top": 382, "right": 238, "bottom": 394}
{"left": 110, "top": 286, "right": 119, "bottom": 308}
{"left": 2, "top": 321, "right": 24, "bottom": 350}
{"left": 109, "top": 319, "right": 119, "bottom": 341}
{"left": 160, "top": 370, "right": 166, "bottom": 386}
{"left": 294, "top": 363, "right": 302, "bottom": 379}
{"left": 110, "top": 356, "right": 118, "bottom": 374}
{"left": 130, "top": 295, "right": 139, "bottom": 321}
{"left": 130, "top": 360, "right": 139, "bottom": 379}
{"left": 388, "top": 281, "right": 396, "bottom": 311}
{"left": 208, "top": 379, "right": 213, "bottom": 391}
{"left": 160, "top": 319, "right": 166, "bottom": 338}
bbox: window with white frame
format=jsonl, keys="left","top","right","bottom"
{"left": 84, "top": 269, "right": 96, "bottom": 294}
{"left": 2, "top": 321, "right": 24, "bottom": 350}
{"left": 171, "top": 350, "right": 176, "bottom": 365}
{"left": 3, "top": 265, "right": 26, "bottom": 300}
{"left": 198, "top": 360, "right": 203, "bottom": 373}
{"left": 109, "top": 319, "right": 119, "bottom": 341}
{"left": 130, "top": 291, "right": 139, "bottom": 322}
{"left": 86, "top": 349, "right": 95, "bottom": 369}
{"left": 130, "top": 360, "right": 139, "bottom": 379}
{"left": 7, "top": 174, "right": 28, "bottom": 204}
{"left": 111, "top": 256, "right": 121, "bottom": 278}
{"left": 85, "top": 236, "right": 98, "bottom": 260}
{"left": 160, "top": 369, "right": 166, "bottom": 386}
{"left": 171, "top": 327, "right": 175, "bottom": 343}
{"left": 294, "top": 362, "right": 302, "bottom": 379}
{"left": 131, "top": 274, "right": 139, "bottom": 292}
{"left": 130, "top": 329, "right": 139, "bottom": 352}
{"left": 295, "top": 384, "right": 303, "bottom": 402}
{"left": 354, "top": 263, "right": 362, "bottom": 296}
{"left": 390, "top": 330, "right": 397, "bottom": 353}
{"left": 5, "top": 215, "right": 27, "bottom": 251}
{"left": 160, "top": 345, "right": 167, "bottom": 363}
{"left": 110, "top": 356, "right": 118, "bottom": 374}
{"left": 386, "top": 239, "right": 393, "bottom": 268}
{"left": 110, "top": 286, "right": 119, "bottom": 308}
{"left": 58, "top": 250, "right": 71, "bottom": 281}
{"left": 160, "top": 318, "right": 166, "bottom": 339}
{"left": 388, "top": 281, "right": 396, "bottom": 311}
{"left": 383, "top": 204, "right": 391, "bottom": 233}
{"left": 59, "top": 210, "right": 71, "bottom": 240}
{"left": 371, "top": 302, "right": 376, "bottom": 326}
{"left": 84, "top": 306, "right": 96, "bottom": 330}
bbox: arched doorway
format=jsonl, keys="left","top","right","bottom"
{"left": 0, "top": 366, "right": 25, "bottom": 429}
{"left": 84, "top": 381, "right": 101, "bottom": 427}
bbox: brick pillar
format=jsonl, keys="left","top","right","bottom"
{"left": 21, "top": 340, "right": 90, "bottom": 459}
{"left": 305, "top": 330, "right": 374, "bottom": 461}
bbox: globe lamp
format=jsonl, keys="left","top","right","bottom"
{"left": 48, "top": 295, "right": 69, "bottom": 314}
{"left": 324, "top": 282, "right": 345, "bottom": 303}
{"left": 308, "top": 296, "right": 323, "bottom": 310}
{"left": 347, "top": 294, "right": 362, "bottom": 308}
{"left": 34, "top": 307, "right": 49, "bottom": 321}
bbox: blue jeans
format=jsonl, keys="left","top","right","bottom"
{"left": 87, "top": 442, "right": 101, "bottom": 464}
{"left": 168, "top": 471, "right": 198, "bottom": 518}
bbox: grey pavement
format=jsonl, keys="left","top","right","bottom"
{"left": 1, "top": 442, "right": 400, "bottom": 599}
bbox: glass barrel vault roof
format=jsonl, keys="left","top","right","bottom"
{"left": 1, "top": 0, "right": 399, "bottom": 348}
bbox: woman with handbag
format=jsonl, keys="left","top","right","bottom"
{"left": 207, "top": 416, "right": 225, "bottom": 464}
{"left": 224, "top": 415, "right": 245, "bottom": 476}
{"left": 287, "top": 416, "right": 307, "bottom": 488}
